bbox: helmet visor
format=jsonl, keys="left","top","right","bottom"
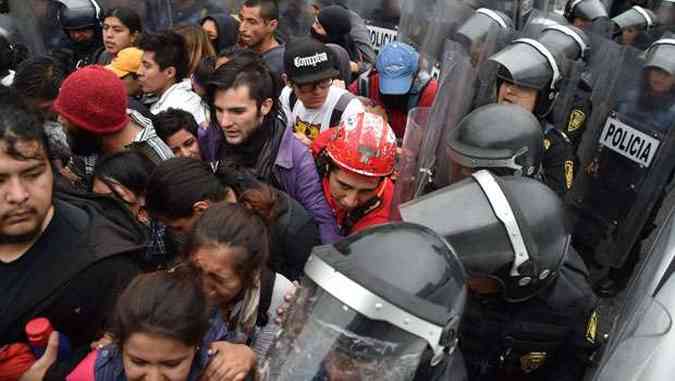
{"left": 258, "top": 280, "right": 428, "bottom": 381}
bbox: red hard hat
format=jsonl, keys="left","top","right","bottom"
{"left": 326, "top": 112, "right": 397, "bottom": 177}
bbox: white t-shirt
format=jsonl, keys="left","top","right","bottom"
{"left": 280, "top": 85, "right": 364, "bottom": 141}
{"left": 150, "top": 79, "right": 209, "bottom": 127}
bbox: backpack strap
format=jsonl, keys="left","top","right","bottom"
{"left": 289, "top": 91, "right": 298, "bottom": 110}
{"left": 329, "top": 92, "right": 357, "bottom": 128}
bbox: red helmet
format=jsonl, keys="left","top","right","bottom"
{"left": 326, "top": 112, "right": 397, "bottom": 177}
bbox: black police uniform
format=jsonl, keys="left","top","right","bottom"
{"left": 400, "top": 172, "right": 600, "bottom": 381}
{"left": 542, "top": 123, "right": 578, "bottom": 196}
{"left": 51, "top": 0, "right": 104, "bottom": 73}
{"left": 461, "top": 248, "right": 598, "bottom": 381}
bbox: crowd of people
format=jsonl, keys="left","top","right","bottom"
{"left": 2, "top": 0, "right": 675, "bottom": 380}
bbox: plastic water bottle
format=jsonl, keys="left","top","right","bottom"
{"left": 25, "top": 318, "right": 72, "bottom": 361}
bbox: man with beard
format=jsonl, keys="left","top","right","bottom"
{"left": 0, "top": 88, "right": 143, "bottom": 380}
{"left": 54, "top": 66, "right": 173, "bottom": 189}
{"left": 349, "top": 41, "right": 438, "bottom": 139}
{"left": 238, "top": 0, "right": 285, "bottom": 77}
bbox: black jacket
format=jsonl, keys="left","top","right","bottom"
{"left": 0, "top": 192, "right": 145, "bottom": 379}
{"left": 460, "top": 248, "right": 598, "bottom": 381}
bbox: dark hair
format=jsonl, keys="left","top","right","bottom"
{"left": 193, "top": 56, "right": 216, "bottom": 88}
{"left": 145, "top": 158, "right": 227, "bottom": 219}
{"left": 110, "top": 265, "right": 210, "bottom": 347}
{"left": 242, "top": 0, "right": 279, "bottom": 21}
{"left": 153, "top": 108, "right": 200, "bottom": 143}
{"left": 216, "top": 46, "right": 251, "bottom": 63}
{"left": 12, "top": 56, "right": 65, "bottom": 103}
{"left": 102, "top": 7, "right": 143, "bottom": 34}
{"left": 207, "top": 53, "right": 279, "bottom": 113}
{"left": 186, "top": 202, "right": 271, "bottom": 290}
{"left": 92, "top": 151, "right": 156, "bottom": 196}
{"left": 138, "top": 31, "right": 190, "bottom": 82}
{"left": 0, "top": 87, "right": 49, "bottom": 161}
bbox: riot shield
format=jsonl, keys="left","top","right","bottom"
{"left": 390, "top": 38, "right": 479, "bottom": 217}
{"left": 396, "top": 0, "right": 474, "bottom": 76}
{"left": 567, "top": 37, "right": 675, "bottom": 269}
{"left": 587, "top": 200, "right": 675, "bottom": 380}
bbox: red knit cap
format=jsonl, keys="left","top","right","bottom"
{"left": 54, "top": 65, "right": 129, "bottom": 135}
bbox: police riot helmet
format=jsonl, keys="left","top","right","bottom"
{"left": 56, "top": 0, "right": 102, "bottom": 31}
{"left": 455, "top": 8, "right": 514, "bottom": 56}
{"left": 564, "top": 0, "right": 608, "bottom": 23}
{"left": 611, "top": 6, "right": 657, "bottom": 34}
{"left": 489, "top": 39, "right": 562, "bottom": 117}
{"left": 258, "top": 223, "right": 467, "bottom": 380}
{"left": 447, "top": 104, "right": 544, "bottom": 181}
{"left": 401, "top": 171, "right": 570, "bottom": 302}
{"left": 643, "top": 38, "right": 675, "bottom": 76}
{"left": 538, "top": 24, "right": 590, "bottom": 63}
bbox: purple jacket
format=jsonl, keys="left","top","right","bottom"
{"left": 274, "top": 126, "right": 341, "bottom": 243}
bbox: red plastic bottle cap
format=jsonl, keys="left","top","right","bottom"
{"left": 25, "top": 318, "right": 53, "bottom": 346}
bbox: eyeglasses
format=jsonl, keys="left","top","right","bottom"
{"left": 292, "top": 78, "right": 333, "bottom": 92}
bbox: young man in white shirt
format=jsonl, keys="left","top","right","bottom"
{"left": 280, "top": 38, "right": 364, "bottom": 146}
{"left": 137, "top": 31, "right": 209, "bottom": 128}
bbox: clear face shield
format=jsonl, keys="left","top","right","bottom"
{"left": 257, "top": 280, "right": 428, "bottom": 381}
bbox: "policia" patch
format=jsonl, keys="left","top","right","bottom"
{"left": 564, "top": 160, "right": 574, "bottom": 190}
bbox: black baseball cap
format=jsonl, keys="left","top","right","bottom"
{"left": 284, "top": 38, "right": 339, "bottom": 85}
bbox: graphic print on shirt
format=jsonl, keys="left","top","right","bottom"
{"left": 293, "top": 117, "right": 322, "bottom": 141}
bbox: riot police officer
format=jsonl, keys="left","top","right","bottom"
{"left": 400, "top": 171, "right": 599, "bottom": 381}
{"left": 569, "top": 37, "right": 675, "bottom": 295}
{"left": 564, "top": 0, "right": 609, "bottom": 29}
{"left": 51, "top": 0, "right": 104, "bottom": 73}
{"left": 611, "top": 5, "right": 657, "bottom": 49}
{"left": 446, "top": 103, "right": 544, "bottom": 182}
{"left": 489, "top": 26, "right": 588, "bottom": 195}
{"left": 455, "top": 7, "right": 515, "bottom": 67}
{"left": 258, "top": 222, "right": 469, "bottom": 381}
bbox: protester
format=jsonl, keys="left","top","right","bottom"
{"left": 145, "top": 157, "right": 319, "bottom": 281}
{"left": 201, "top": 13, "right": 240, "bottom": 53}
{"left": 92, "top": 151, "right": 175, "bottom": 268}
{"left": 154, "top": 108, "right": 204, "bottom": 161}
{"left": 312, "top": 5, "right": 368, "bottom": 75}
{"left": 311, "top": 112, "right": 396, "bottom": 235}
{"left": 206, "top": 53, "right": 340, "bottom": 243}
{"left": 105, "top": 47, "right": 151, "bottom": 117}
{"left": 12, "top": 56, "right": 71, "bottom": 169}
{"left": 53, "top": 66, "right": 173, "bottom": 188}
{"left": 310, "top": 0, "right": 377, "bottom": 66}
{"left": 174, "top": 24, "right": 216, "bottom": 77}
{"left": 280, "top": 38, "right": 364, "bottom": 145}
{"left": 99, "top": 7, "right": 142, "bottom": 65}
{"left": 186, "top": 202, "right": 296, "bottom": 358}
{"left": 66, "top": 266, "right": 254, "bottom": 381}
{"left": 137, "top": 31, "right": 209, "bottom": 129}
{"left": 0, "top": 89, "right": 143, "bottom": 380}
{"left": 350, "top": 41, "right": 438, "bottom": 139}
{"left": 237, "top": 0, "right": 285, "bottom": 76}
